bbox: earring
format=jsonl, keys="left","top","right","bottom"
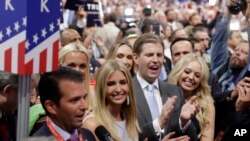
{"left": 127, "top": 96, "right": 130, "bottom": 105}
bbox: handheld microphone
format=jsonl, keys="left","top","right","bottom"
{"left": 94, "top": 125, "right": 113, "bottom": 141}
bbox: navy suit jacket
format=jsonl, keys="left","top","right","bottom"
{"left": 32, "top": 123, "right": 96, "bottom": 141}
{"left": 132, "top": 76, "right": 197, "bottom": 141}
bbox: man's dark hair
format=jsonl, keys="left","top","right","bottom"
{"left": 140, "top": 19, "right": 153, "bottom": 34}
{"left": 192, "top": 24, "right": 209, "bottom": 37}
{"left": 0, "top": 71, "right": 18, "bottom": 91}
{"left": 143, "top": 7, "right": 152, "bottom": 17}
{"left": 107, "top": 13, "right": 117, "bottom": 23}
{"left": 38, "top": 67, "right": 84, "bottom": 115}
{"left": 170, "top": 37, "right": 194, "bottom": 54}
{"left": 164, "top": 8, "right": 174, "bottom": 16}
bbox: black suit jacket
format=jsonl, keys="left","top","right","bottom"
{"left": 32, "top": 123, "right": 96, "bottom": 141}
{"left": 132, "top": 76, "right": 197, "bottom": 141}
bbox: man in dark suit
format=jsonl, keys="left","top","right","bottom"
{"left": 32, "top": 67, "right": 95, "bottom": 141}
{"left": 132, "top": 33, "right": 199, "bottom": 141}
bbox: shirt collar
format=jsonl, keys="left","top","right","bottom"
{"left": 136, "top": 73, "right": 159, "bottom": 90}
{"left": 49, "top": 117, "right": 78, "bottom": 140}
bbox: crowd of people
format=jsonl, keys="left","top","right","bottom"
{"left": 1, "top": 0, "right": 250, "bottom": 141}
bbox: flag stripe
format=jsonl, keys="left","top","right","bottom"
{"left": 40, "top": 48, "right": 47, "bottom": 73}
{"left": 4, "top": 48, "right": 12, "bottom": 72}
{"left": 0, "top": 31, "right": 26, "bottom": 74}
{"left": 25, "top": 31, "right": 59, "bottom": 74}
{"left": 52, "top": 40, "right": 59, "bottom": 71}
{"left": 18, "top": 41, "right": 26, "bottom": 75}
{"left": 25, "top": 60, "right": 33, "bottom": 74}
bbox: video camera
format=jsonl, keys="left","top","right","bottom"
{"left": 228, "top": 0, "right": 247, "bottom": 15}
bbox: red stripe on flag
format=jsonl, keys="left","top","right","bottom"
{"left": 40, "top": 49, "right": 47, "bottom": 73}
{"left": 25, "top": 60, "right": 33, "bottom": 74}
{"left": 52, "top": 40, "right": 59, "bottom": 71}
{"left": 4, "top": 48, "right": 12, "bottom": 72}
{"left": 18, "top": 41, "right": 26, "bottom": 75}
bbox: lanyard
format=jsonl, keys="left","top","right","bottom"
{"left": 46, "top": 116, "right": 85, "bottom": 141}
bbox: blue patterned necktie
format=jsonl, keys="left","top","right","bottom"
{"left": 147, "top": 84, "right": 160, "bottom": 120}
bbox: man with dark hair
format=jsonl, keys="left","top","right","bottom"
{"left": 192, "top": 25, "right": 210, "bottom": 53}
{"left": 165, "top": 8, "right": 183, "bottom": 31}
{"left": 0, "top": 71, "right": 18, "bottom": 141}
{"left": 170, "top": 37, "right": 194, "bottom": 65}
{"left": 132, "top": 33, "right": 199, "bottom": 141}
{"left": 33, "top": 67, "right": 95, "bottom": 141}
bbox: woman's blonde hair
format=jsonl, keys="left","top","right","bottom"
{"left": 94, "top": 60, "right": 140, "bottom": 141}
{"left": 58, "top": 41, "right": 95, "bottom": 107}
{"left": 168, "top": 53, "right": 213, "bottom": 137}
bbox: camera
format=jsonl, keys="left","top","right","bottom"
{"left": 228, "top": 0, "right": 247, "bottom": 15}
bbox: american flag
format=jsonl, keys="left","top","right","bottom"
{"left": 25, "top": 0, "right": 60, "bottom": 74}
{"left": 0, "top": 0, "right": 27, "bottom": 74}
{"left": 0, "top": 0, "right": 60, "bottom": 75}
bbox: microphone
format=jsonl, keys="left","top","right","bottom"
{"left": 94, "top": 125, "right": 113, "bottom": 141}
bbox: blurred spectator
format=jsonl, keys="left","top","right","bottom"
{"left": 184, "top": 13, "right": 202, "bottom": 35}
{"left": 192, "top": 25, "right": 210, "bottom": 53}
{"left": 170, "top": 28, "right": 189, "bottom": 42}
{"left": 69, "top": 7, "right": 87, "bottom": 36}
{"left": 227, "top": 30, "right": 243, "bottom": 55}
{"left": 154, "top": 10, "right": 167, "bottom": 25}
{"left": 96, "top": 13, "right": 120, "bottom": 49}
{"left": 0, "top": 71, "right": 18, "bottom": 141}
{"left": 60, "top": 28, "right": 82, "bottom": 47}
{"left": 165, "top": 8, "right": 183, "bottom": 31}
{"left": 192, "top": 25, "right": 211, "bottom": 65}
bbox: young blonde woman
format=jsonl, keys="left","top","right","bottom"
{"left": 83, "top": 60, "right": 140, "bottom": 141}
{"left": 58, "top": 41, "right": 96, "bottom": 109}
{"left": 168, "top": 53, "right": 215, "bottom": 140}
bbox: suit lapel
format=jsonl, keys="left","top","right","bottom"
{"left": 158, "top": 80, "right": 169, "bottom": 104}
{"left": 133, "top": 77, "right": 153, "bottom": 122}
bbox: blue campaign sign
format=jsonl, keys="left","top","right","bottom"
{"left": 26, "top": 0, "right": 60, "bottom": 74}
{"left": 0, "top": 0, "right": 27, "bottom": 74}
